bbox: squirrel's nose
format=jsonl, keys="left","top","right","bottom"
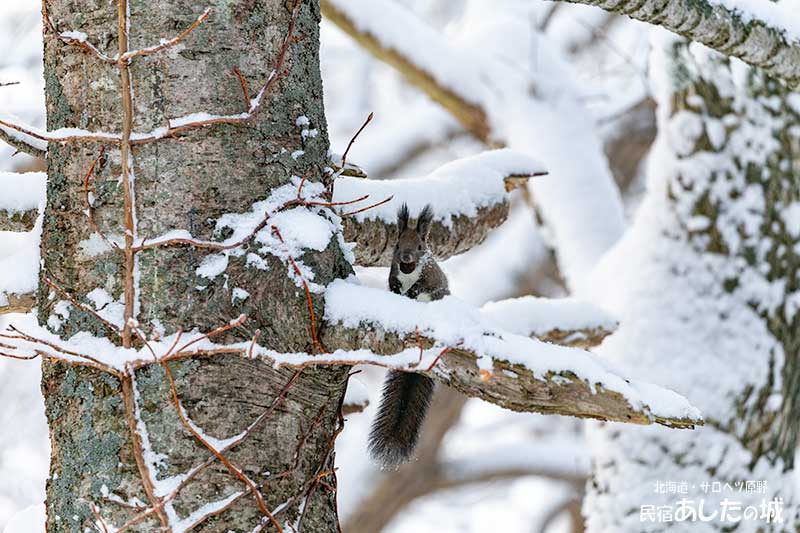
{"left": 401, "top": 253, "right": 413, "bottom": 264}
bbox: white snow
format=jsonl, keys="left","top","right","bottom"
{"left": 481, "top": 296, "right": 618, "bottom": 338}
{"left": 0, "top": 113, "right": 119, "bottom": 142}
{"left": 0, "top": 226, "right": 41, "bottom": 300}
{"left": 1, "top": 504, "right": 44, "bottom": 533}
{"left": 171, "top": 491, "right": 243, "bottom": 533}
{"left": 782, "top": 202, "right": 800, "bottom": 238}
{"left": 583, "top": 32, "right": 800, "bottom": 531}
{"left": 59, "top": 30, "right": 87, "bottom": 41}
{"left": 343, "top": 376, "right": 369, "bottom": 410}
{"left": 327, "top": 0, "right": 626, "bottom": 292}
{"left": 332, "top": 149, "right": 546, "bottom": 225}
{"left": 231, "top": 287, "right": 250, "bottom": 304}
{"left": 196, "top": 253, "right": 229, "bottom": 279}
{"left": 707, "top": 0, "right": 800, "bottom": 43}
{"left": 324, "top": 278, "right": 701, "bottom": 422}
{"left": 327, "top": 0, "right": 490, "bottom": 109}
{"left": 0, "top": 172, "right": 45, "bottom": 215}
{"left": 168, "top": 111, "right": 244, "bottom": 128}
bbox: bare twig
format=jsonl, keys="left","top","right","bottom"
{"left": 89, "top": 502, "right": 110, "bottom": 533}
{"left": 338, "top": 194, "right": 393, "bottom": 217}
{"left": 117, "top": 0, "right": 137, "bottom": 348}
{"left": 42, "top": 277, "right": 121, "bottom": 335}
{"left": 159, "top": 360, "right": 284, "bottom": 531}
{"left": 271, "top": 226, "right": 324, "bottom": 353}
{"left": 340, "top": 112, "right": 373, "bottom": 170}
{"left": 120, "top": 376, "right": 170, "bottom": 529}
{"left": 233, "top": 68, "right": 251, "bottom": 109}
{"left": 120, "top": 8, "right": 212, "bottom": 61}
{"left": 82, "top": 148, "right": 123, "bottom": 253}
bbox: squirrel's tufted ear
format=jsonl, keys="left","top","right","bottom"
{"left": 417, "top": 204, "right": 434, "bottom": 240}
{"left": 397, "top": 203, "right": 410, "bottom": 233}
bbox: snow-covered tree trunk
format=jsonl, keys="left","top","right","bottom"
{"left": 39, "top": 1, "right": 352, "bottom": 530}
{"left": 555, "top": 0, "right": 800, "bottom": 87}
{"left": 585, "top": 36, "right": 800, "bottom": 531}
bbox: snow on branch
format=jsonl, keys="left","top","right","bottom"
{"left": 0, "top": 172, "right": 42, "bottom": 314}
{"left": 120, "top": 8, "right": 212, "bottom": 61}
{"left": 320, "top": 280, "right": 702, "bottom": 429}
{"left": 0, "top": 114, "right": 121, "bottom": 145}
{"left": 0, "top": 172, "right": 45, "bottom": 232}
{"left": 0, "top": 123, "right": 46, "bottom": 157}
{"left": 480, "top": 295, "right": 617, "bottom": 348}
{"left": 333, "top": 149, "right": 547, "bottom": 266}
{"left": 321, "top": 0, "right": 493, "bottom": 142}
{"left": 0, "top": 277, "right": 696, "bottom": 429}
{"left": 322, "top": 0, "right": 625, "bottom": 290}
{"left": 554, "top": 0, "right": 800, "bottom": 87}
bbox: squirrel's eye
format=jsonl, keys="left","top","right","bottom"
{"left": 418, "top": 244, "right": 423, "bottom": 251}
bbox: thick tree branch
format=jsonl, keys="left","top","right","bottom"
{"left": 553, "top": 0, "right": 800, "bottom": 87}
{"left": 321, "top": 0, "right": 492, "bottom": 142}
{"left": 0, "top": 208, "right": 39, "bottom": 232}
{"left": 320, "top": 281, "right": 702, "bottom": 429}
{"left": 334, "top": 149, "right": 546, "bottom": 266}
{"left": 0, "top": 172, "right": 45, "bottom": 232}
{"left": 342, "top": 202, "right": 510, "bottom": 267}
{"left": 0, "top": 293, "right": 36, "bottom": 315}
{"left": 0, "top": 126, "right": 47, "bottom": 157}
{"left": 322, "top": 0, "right": 626, "bottom": 289}
{"left": 481, "top": 295, "right": 618, "bottom": 348}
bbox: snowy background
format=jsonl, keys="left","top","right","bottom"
{"left": 1, "top": 0, "right": 793, "bottom": 531}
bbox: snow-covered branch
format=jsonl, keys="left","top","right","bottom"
{"left": 334, "top": 150, "right": 546, "bottom": 266}
{"left": 0, "top": 172, "right": 44, "bottom": 232}
{"left": 321, "top": 0, "right": 492, "bottom": 142}
{"left": 0, "top": 294, "right": 36, "bottom": 316}
{"left": 0, "top": 277, "right": 693, "bottom": 430}
{"left": 554, "top": 0, "right": 800, "bottom": 87}
{"left": 320, "top": 280, "right": 702, "bottom": 429}
{"left": 0, "top": 124, "right": 46, "bottom": 157}
{"left": 0, "top": 173, "right": 42, "bottom": 314}
{"left": 480, "top": 296, "right": 617, "bottom": 349}
{"left": 322, "top": 0, "right": 625, "bottom": 290}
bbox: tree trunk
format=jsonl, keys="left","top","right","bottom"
{"left": 585, "top": 37, "right": 800, "bottom": 531}
{"left": 40, "top": 0, "right": 351, "bottom": 531}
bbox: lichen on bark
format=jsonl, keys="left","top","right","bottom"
{"left": 585, "top": 38, "right": 800, "bottom": 531}
{"left": 40, "top": 1, "right": 352, "bottom": 531}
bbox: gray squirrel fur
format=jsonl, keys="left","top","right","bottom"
{"left": 368, "top": 203, "right": 450, "bottom": 467}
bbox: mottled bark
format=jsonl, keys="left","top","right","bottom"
{"left": 555, "top": 0, "right": 800, "bottom": 87}
{"left": 40, "top": 1, "right": 351, "bottom": 531}
{"left": 0, "top": 128, "right": 46, "bottom": 158}
{"left": 343, "top": 202, "right": 509, "bottom": 267}
{"left": 0, "top": 208, "right": 38, "bottom": 232}
{"left": 0, "top": 293, "right": 36, "bottom": 315}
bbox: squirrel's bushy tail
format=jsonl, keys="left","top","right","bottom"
{"left": 368, "top": 371, "right": 434, "bottom": 467}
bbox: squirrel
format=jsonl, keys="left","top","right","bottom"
{"left": 368, "top": 203, "right": 449, "bottom": 467}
